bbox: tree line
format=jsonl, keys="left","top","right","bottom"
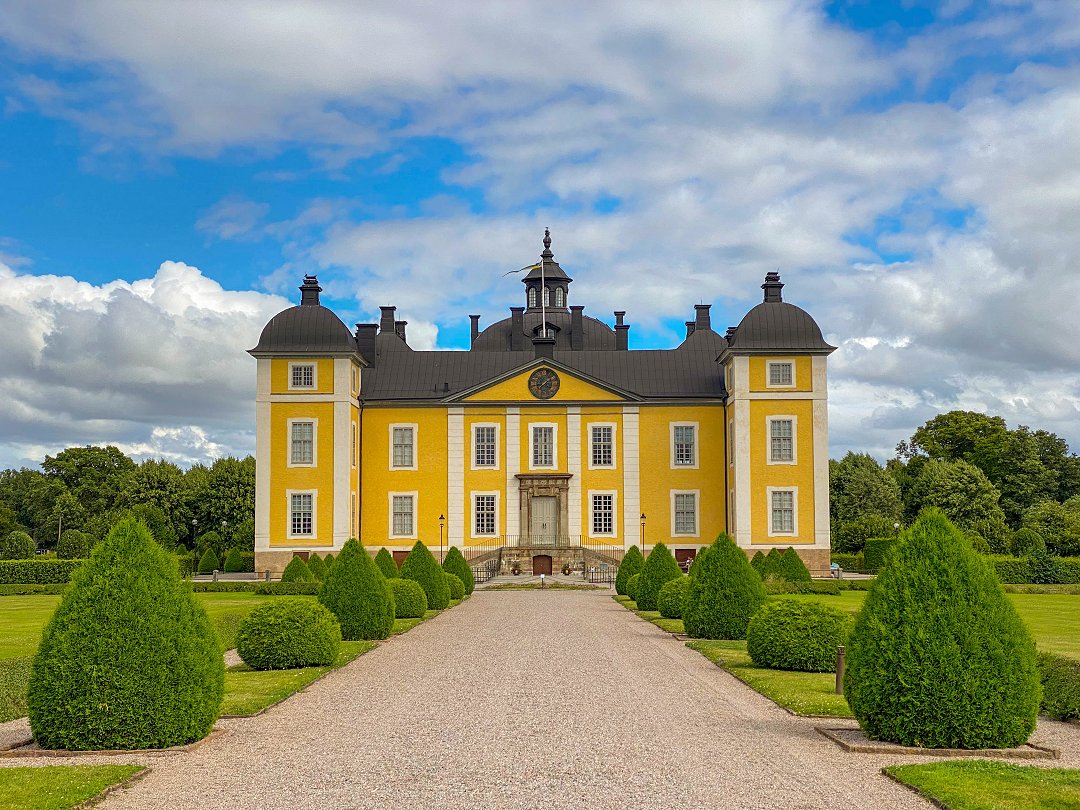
{"left": 831, "top": 410, "right": 1080, "bottom": 557}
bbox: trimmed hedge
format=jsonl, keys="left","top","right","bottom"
{"left": 747, "top": 600, "right": 852, "bottom": 672}
{"left": 307, "top": 553, "right": 326, "bottom": 581}
{"left": 400, "top": 541, "right": 450, "bottom": 611}
{"left": 615, "top": 545, "right": 644, "bottom": 596}
{"left": 684, "top": 535, "right": 766, "bottom": 640}
{"left": 197, "top": 548, "right": 220, "bottom": 574}
{"left": 281, "top": 555, "right": 315, "bottom": 583}
{"left": 844, "top": 509, "right": 1040, "bottom": 749}
{"left": 2, "top": 531, "right": 35, "bottom": 560}
{"left": 986, "top": 554, "right": 1080, "bottom": 585}
{"left": 444, "top": 572, "right": 465, "bottom": 601}
{"left": 236, "top": 598, "right": 341, "bottom": 670}
{"left": 374, "top": 547, "right": 399, "bottom": 580}
{"left": 223, "top": 548, "right": 245, "bottom": 573}
{"left": 658, "top": 576, "right": 690, "bottom": 619}
{"left": 177, "top": 553, "right": 195, "bottom": 578}
{"left": 388, "top": 577, "right": 428, "bottom": 619}
{"left": 27, "top": 518, "right": 223, "bottom": 750}
{"left": 1038, "top": 652, "right": 1080, "bottom": 721}
{"left": 626, "top": 573, "right": 641, "bottom": 603}
{"left": 636, "top": 542, "right": 684, "bottom": 611}
{"left": 318, "top": 539, "right": 394, "bottom": 640}
{"left": 56, "top": 530, "right": 92, "bottom": 560}
{"left": 861, "top": 537, "right": 896, "bottom": 571}
{"left": 0, "top": 559, "right": 84, "bottom": 585}
{"left": 442, "top": 546, "right": 475, "bottom": 595}
{"left": 778, "top": 548, "right": 812, "bottom": 582}
{"left": 253, "top": 582, "right": 320, "bottom": 595}
{"left": 764, "top": 579, "right": 842, "bottom": 596}
{"left": 829, "top": 553, "right": 862, "bottom": 573}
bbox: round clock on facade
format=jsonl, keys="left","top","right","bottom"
{"left": 528, "top": 368, "right": 560, "bottom": 399}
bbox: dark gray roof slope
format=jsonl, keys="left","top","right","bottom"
{"left": 472, "top": 310, "right": 615, "bottom": 351}
{"left": 728, "top": 301, "right": 834, "bottom": 352}
{"left": 250, "top": 304, "right": 358, "bottom": 355}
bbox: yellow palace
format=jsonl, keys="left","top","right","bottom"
{"left": 249, "top": 232, "right": 835, "bottom": 575}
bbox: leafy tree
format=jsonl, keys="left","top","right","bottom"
{"left": 318, "top": 539, "right": 394, "bottom": 640}
{"left": 907, "top": 459, "right": 1010, "bottom": 552}
{"left": 400, "top": 541, "right": 450, "bottom": 610}
{"left": 230, "top": 518, "right": 255, "bottom": 552}
{"left": 42, "top": 445, "right": 135, "bottom": 516}
{"left": 374, "top": 547, "right": 399, "bottom": 579}
{"left": 635, "top": 542, "right": 683, "bottom": 611}
{"left": 119, "top": 458, "right": 189, "bottom": 543}
{"left": 1022, "top": 500, "right": 1080, "bottom": 558}
{"left": 615, "top": 545, "right": 644, "bottom": 596}
{"left": 830, "top": 452, "right": 902, "bottom": 525}
{"left": 0, "top": 503, "right": 19, "bottom": 539}
{"left": 899, "top": 411, "right": 1009, "bottom": 465}
{"left": 831, "top": 514, "right": 899, "bottom": 554}
{"left": 441, "top": 546, "right": 475, "bottom": 595}
{"left": 281, "top": 556, "right": 315, "bottom": 583}
{"left": 684, "top": 535, "right": 766, "bottom": 640}
{"left": 123, "top": 503, "right": 178, "bottom": 549}
{"left": 42, "top": 490, "right": 88, "bottom": 549}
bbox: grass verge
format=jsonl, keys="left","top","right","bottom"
{"left": 0, "top": 764, "right": 144, "bottom": 810}
{"left": 634, "top": 610, "right": 685, "bottom": 634}
{"left": 0, "top": 656, "right": 32, "bottom": 723}
{"left": 886, "top": 761, "right": 1080, "bottom": 809}
{"left": 392, "top": 609, "right": 439, "bottom": 634}
{"left": 221, "top": 640, "right": 375, "bottom": 716}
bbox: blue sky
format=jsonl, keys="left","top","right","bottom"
{"left": 2, "top": 1, "right": 1080, "bottom": 468}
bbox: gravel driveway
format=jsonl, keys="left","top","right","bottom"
{"left": 10, "top": 591, "right": 1079, "bottom": 808}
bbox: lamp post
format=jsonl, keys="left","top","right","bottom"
{"left": 439, "top": 514, "right": 446, "bottom": 562}
{"left": 191, "top": 517, "right": 198, "bottom": 549}
{"left": 640, "top": 513, "right": 646, "bottom": 547}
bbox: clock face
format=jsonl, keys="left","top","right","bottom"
{"left": 528, "top": 368, "right": 560, "bottom": 399}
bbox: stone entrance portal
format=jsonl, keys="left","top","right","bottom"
{"left": 516, "top": 473, "right": 571, "bottom": 546}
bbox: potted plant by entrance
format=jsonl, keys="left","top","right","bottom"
{"left": 510, "top": 559, "right": 521, "bottom": 575}
{"left": 561, "top": 561, "right": 572, "bottom": 576}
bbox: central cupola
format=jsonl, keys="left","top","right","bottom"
{"left": 523, "top": 228, "right": 572, "bottom": 311}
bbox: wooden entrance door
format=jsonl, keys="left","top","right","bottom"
{"left": 532, "top": 554, "right": 553, "bottom": 575}
{"left": 392, "top": 551, "right": 408, "bottom": 569}
{"left": 531, "top": 495, "right": 558, "bottom": 546}
{"left": 675, "top": 548, "right": 697, "bottom": 573}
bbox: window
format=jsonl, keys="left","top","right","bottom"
{"left": 672, "top": 423, "right": 697, "bottom": 467}
{"left": 767, "top": 360, "right": 794, "bottom": 387}
{"left": 554, "top": 287, "right": 564, "bottom": 307}
{"left": 289, "top": 420, "right": 314, "bottom": 466}
{"left": 351, "top": 422, "right": 357, "bottom": 468}
{"left": 591, "top": 492, "right": 615, "bottom": 536}
{"left": 673, "top": 492, "right": 697, "bottom": 536}
{"left": 289, "top": 362, "right": 315, "bottom": 389}
{"left": 391, "top": 494, "right": 415, "bottom": 537}
{"left": 728, "top": 418, "right": 734, "bottom": 466}
{"left": 474, "top": 494, "right": 497, "bottom": 536}
{"left": 543, "top": 287, "right": 550, "bottom": 306}
{"left": 390, "top": 425, "right": 416, "bottom": 469}
{"left": 590, "top": 424, "right": 614, "bottom": 468}
{"left": 769, "top": 418, "right": 794, "bottom": 463}
{"left": 528, "top": 287, "right": 538, "bottom": 308}
{"left": 351, "top": 491, "right": 357, "bottom": 536}
{"left": 289, "top": 492, "right": 314, "bottom": 537}
{"left": 473, "top": 425, "right": 497, "bottom": 468}
{"left": 531, "top": 424, "right": 555, "bottom": 468}
{"left": 770, "top": 489, "right": 796, "bottom": 535}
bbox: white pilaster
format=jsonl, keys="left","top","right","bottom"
{"left": 505, "top": 407, "right": 520, "bottom": 540}
{"left": 567, "top": 407, "right": 581, "bottom": 538}
{"left": 333, "top": 399, "right": 350, "bottom": 547}
{"left": 812, "top": 356, "right": 831, "bottom": 549}
{"left": 448, "top": 407, "right": 465, "bottom": 547}
{"left": 734, "top": 398, "right": 752, "bottom": 547}
{"left": 622, "top": 406, "right": 640, "bottom": 549}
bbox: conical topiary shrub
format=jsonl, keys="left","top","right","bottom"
{"left": 750, "top": 550, "right": 766, "bottom": 575}
{"left": 374, "top": 547, "right": 399, "bottom": 580}
{"left": 777, "top": 547, "right": 811, "bottom": 582}
{"left": 307, "top": 552, "right": 326, "bottom": 581}
{"left": 318, "top": 539, "right": 394, "bottom": 640}
{"left": 615, "top": 545, "right": 644, "bottom": 596}
{"left": 684, "top": 534, "right": 766, "bottom": 640}
{"left": 442, "top": 546, "right": 475, "bottom": 595}
{"left": 635, "top": 542, "right": 684, "bottom": 611}
{"left": 324, "top": 552, "right": 335, "bottom": 570}
{"left": 400, "top": 541, "right": 450, "bottom": 610}
{"left": 281, "top": 555, "right": 314, "bottom": 583}
{"left": 626, "top": 573, "right": 642, "bottom": 603}
{"left": 844, "top": 509, "right": 1040, "bottom": 749}
{"left": 197, "top": 547, "right": 220, "bottom": 574}
{"left": 28, "top": 518, "right": 223, "bottom": 750}
{"left": 761, "top": 548, "right": 783, "bottom": 579}
{"left": 444, "top": 572, "right": 465, "bottom": 601}
{"left": 223, "top": 547, "right": 245, "bottom": 573}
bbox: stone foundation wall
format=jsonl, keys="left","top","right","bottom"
{"left": 501, "top": 548, "right": 584, "bottom": 575}
{"left": 255, "top": 550, "right": 303, "bottom": 576}
{"left": 743, "top": 547, "right": 831, "bottom": 578}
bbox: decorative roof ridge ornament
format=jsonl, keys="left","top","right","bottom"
{"left": 542, "top": 227, "right": 553, "bottom": 258}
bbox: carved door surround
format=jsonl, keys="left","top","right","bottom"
{"left": 516, "top": 473, "right": 572, "bottom": 546}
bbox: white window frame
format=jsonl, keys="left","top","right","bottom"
{"left": 588, "top": 490, "right": 618, "bottom": 538}
{"left": 287, "top": 418, "right": 317, "bottom": 468}
{"left": 471, "top": 491, "right": 500, "bottom": 539}
{"left": 389, "top": 423, "right": 418, "bottom": 470}
{"left": 286, "top": 489, "right": 317, "bottom": 539}
{"left": 767, "top": 486, "right": 798, "bottom": 537}
{"left": 471, "top": 423, "right": 500, "bottom": 470}
{"left": 728, "top": 418, "right": 734, "bottom": 467}
{"left": 670, "top": 422, "right": 699, "bottom": 469}
{"left": 766, "top": 359, "right": 796, "bottom": 389}
{"left": 388, "top": 491, "right": 418, "bottom": 539}
{"left": 767, "top": 415, "right": 798, "bottom": 465}
{"left": 288, "top": 361, "right": 317, "bottom": 390}
{"left": 554, "top": 287, "right": 564, "bottom": 307}
{"left": 587, "top": 422, "right": 617, "bottom": 469}
{"left": 351, "top": 421, "right": 358, "bottom": 468}
{"left": 528, "top": 422, "right": 558, "bottom": 470}
{"left": 528, "top": 287, "right": 538, "bottom": 308}
{"left": 670, "top": 489, "right": 700, "bottom": 538}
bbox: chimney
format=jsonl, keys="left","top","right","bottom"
{"left": 694, "top": 304, "right": 711, "bottom": 331}
{"left": 379, "top": 306, "right": 396, "bottom": 333}
{"left": 685, "top": 321, "right": 696, "bottom": 339}
{"left": 614, "top": 311, "right": 629, "bottom": 351}
{"left": 354, "top": 323, "right": 377, "bottom": 363}
{"left": 510, "top": 307, "right": 526, "bottom": 350}
{"left": 762, "top": 271, "right": 784, "bottom": 303}
{"left": 533, "top": 334, "right": 556, "bottom": 358}
{"left": 570, "top": 306, "right": 584, "bottom": 350}
{"left": 394, "top": 320, "right": 408, "bottom": 343}
{"left": 725, "top": 326, "right": 738, "bottom": 342}
{"left": 299, "top": 275, "right": 322, "bottom": 305}
{"left": 470, "top": 315, "right": 481, "bottom": 344}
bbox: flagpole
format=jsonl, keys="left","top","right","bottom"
{"left": 540, "top": 229, "right": 547, "bottom": 337}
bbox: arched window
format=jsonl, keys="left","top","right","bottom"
{"left": 554, "top": 287, "right": 564, "bottom": 307}
{"left": 528, "top": 287, "right": 537, "bottom": 308}
{"left": 543, "top": 287, "right": 550, "bottom": 306}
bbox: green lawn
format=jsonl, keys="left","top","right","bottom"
{"left": 634, "top": 610, "right": 685, "bottom": 634}
{"left": 392, "top": 609, "right": 439, "bottom": 634}
{"left": 0, "top": 765, "right": 144, "bottom": 810}
{"left": 887, "top": 761, "right": 1080, "bottom": 809}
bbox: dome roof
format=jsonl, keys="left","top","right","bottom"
{"left": 471, "top": 309, "right": 616, "bottom": 351}
{"left": 249, "top": 276, "right": 358, "bottom": 356}
{"left": 726, "top": 272, "right": 834, "bottom": 353}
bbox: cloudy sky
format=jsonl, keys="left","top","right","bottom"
{"left": 2, "top": 0, "right": 1079, "bottom": 469}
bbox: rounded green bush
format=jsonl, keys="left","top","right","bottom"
{"left": 307, "top": 552, "right": 326, "bottom": 581}
{"left": 3, "top": 530, "right": 35, "bottom": 560}
{"left": 635, "top": 542, "right": 684, "bottom": 611}
{"left": 28, "top": 518, "right": 223, "bottom": 750}
{"left": 444, "top": 572, "right": 465, "bottom": 600}
{"left": 388, "top": 577, "right": 427, "bottom": 618}
{"left": 1012, "top": 528, "right": 1046, "bottom": 557}
{"left": 197, "top": 547, "right": 220, "bottom": 574}
{"left": 747, "top": 600, "right": 852, "bottom": 672}
{"left": 237, "top": 598, "right": 341, "bottom": 670}
{"left": 442, "top": 546, "right": 475, "bottom": 595}
{"left": 56, "top": 530, "right": 91, "bottom": 560}
{"left": 626, "top": 573, "right": 641, "bottom": 603}
{"left": 844, "top": 509, "right": 1040, "bottom": 749}
{"left": 684, "top": 535, "right": 766, "bottom": 640}
{"left": 615, "top": 545, "right": 644, "bottom": 596}
{"left": 400, "top": 541, "right": 450, "bottom": 610}
{"left": 658, "top": 576, "right": 690, "bottom": 619}
{"left": 318, "top": 539, "right": 394, "bottom": 640}
{"left": 1038, "top": 652, "right": 1080, "bottom": 721}
{"left": 777, "top": 547, "right": 812, "bottom": 582}
{"left": 223, "top": 547, "right": 245, "bottom": 573}
{"left": 281, "top": 555, "right": 314, "bottom": 583}
{"left": 374, "top": 547, "right": 399, "bottom": 579}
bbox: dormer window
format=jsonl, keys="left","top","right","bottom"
{"left": 528, "top": 287, "right": 537, "bottom": 308}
